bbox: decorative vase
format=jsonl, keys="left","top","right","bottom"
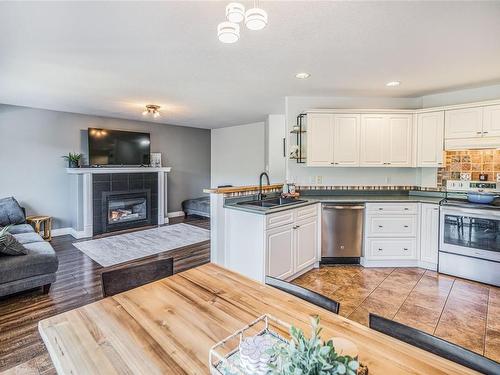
{"left": 68, "top": 160, "right": 79, "bottom": 168}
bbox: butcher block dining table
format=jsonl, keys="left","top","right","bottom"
{"left": 39, "top": 263, "right": 479, "bottom": 375}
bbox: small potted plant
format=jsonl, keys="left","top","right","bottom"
{"left": 62, "top": 153, "right": 83, "bottom": 168}
{"left": 269, "top": 316, "right": 363, "bottom": 375}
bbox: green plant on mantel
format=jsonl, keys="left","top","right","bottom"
{"left": 62, "top": 153, "right": 83, "bottom": 168}
{"left": 269, "top": 316, "right": 360, "bottom": 375}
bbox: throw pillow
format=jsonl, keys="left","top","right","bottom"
{"left": 0, "top": 227, "right": 27, "bottom": 256}
{"left": 0, "top": 197, "right": 26, "bottom": 226}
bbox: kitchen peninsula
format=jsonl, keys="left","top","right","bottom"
{"left": 206, "top": 184, "right": 449, "bottom": 283}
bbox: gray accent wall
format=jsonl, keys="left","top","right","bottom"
{"left": 0, "top": 104, "right": 211, "bottom": 229}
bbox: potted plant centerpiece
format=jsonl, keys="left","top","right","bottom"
{"left": 268, "top": 316, "right": 363, "bottom": 375}
{"left": 62, "top": 153, "right": 83, "bottom": 168}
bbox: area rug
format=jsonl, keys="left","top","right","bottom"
{"left": 73, "top": 223, "right": 210, "bottom": 267}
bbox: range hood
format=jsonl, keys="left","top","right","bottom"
{"left": 445, "top": 137, "right": 500, "bottom": 150}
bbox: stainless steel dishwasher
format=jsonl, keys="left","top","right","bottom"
{"left": 321, "top": 204, "right": 364, "bottom": 264}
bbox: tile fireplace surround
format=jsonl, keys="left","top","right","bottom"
{"left": 67, "top": 167, "right": 171, "bottom": 238}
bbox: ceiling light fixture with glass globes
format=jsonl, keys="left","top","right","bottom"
{"left": 218, "top": 1, "right": 268, "bottom": 44}
{"left": 142, "top": 104, "right": 161, "bottom": 118}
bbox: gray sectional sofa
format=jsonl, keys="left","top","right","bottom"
{"left": 0, "top": 197, "right": 59, "bottom": 297}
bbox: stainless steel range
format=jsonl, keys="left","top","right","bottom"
{"left": 439, "top": 181, "right": 500, "bottom": 287}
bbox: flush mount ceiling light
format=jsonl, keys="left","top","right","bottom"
{"left": 295, "top": 72, "right": 311, "bottom": 79}
{"left": 217, "top": 1, "right": 267, "bottom": 43}
{"left": 226, "top": 2, "right": 245, "bottom": 23}
{"left": 386, "top": 81, "right": 401, "bottom": 87}
{"left": 142, "top": 104, "right": 161, "bottom": 118}
{"left": 218, "top": 21, "right": 240, "bottom": 43}
{"left": 245, "top": 6, "right": 268, "bottom": 31}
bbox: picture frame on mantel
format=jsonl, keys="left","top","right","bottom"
{"left": 150, "top": 152, "right": 162, "bottom": 167}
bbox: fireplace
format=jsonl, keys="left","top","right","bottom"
{"left": 91, "top": 173, "right": 159, "bottom": 236}
{"left": 102, "top": 190, "right": 152, "bottom": 233}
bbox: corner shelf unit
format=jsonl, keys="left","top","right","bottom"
{"left": 290, "top": 113, "right": 306, "bottom": 163}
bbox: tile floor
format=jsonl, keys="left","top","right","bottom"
{"left": 293, "top": 266, "right": 500, "bottom": 362}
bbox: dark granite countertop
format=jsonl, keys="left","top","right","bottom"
{"left": 223, "top": 191, "right": 445, "bottom": 215}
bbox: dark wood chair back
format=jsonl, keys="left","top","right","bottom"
{"left": 101, "top": 258, "right": 174, "bottom": 297}
{"left": 265, "top": 276, "right": 340, "bottom": 314}
{"left": 369, "top": 313, "right": 500, "bottom": 375}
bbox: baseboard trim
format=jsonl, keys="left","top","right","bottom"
{"left": 360, "top": 257, "right": 437, "bottom": 270}
{"left": 51, "top": 227, "right": 73, "bottom": 237}
{"left": 167, "top": 211, "right": 185, "bottom": 218}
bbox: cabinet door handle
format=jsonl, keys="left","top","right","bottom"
{"left": 403, "top": 248, "right": 409, "bottom": 251}
{"left": 282, "top": 138, "right": 286, "bottom": 157}
{"left": 293, "top": 225, "right": 300, "bottom": 229}
{"left": 476, "top": 131, "right": 482, "bottom": 134}
{"left": 378, "top": 225, "right": 383, "bottom": 228}
{"left": 404, "top": 208, "right": 409, "bottom": 211}
{"left": 404, "top": 225, "right": 409, "bottom": 228}
{"left": 378, "top": 208, "right": 384, "bottom": 211}
{"left": 378, "top": 248, "right": 383, "bottom": 251}
{"left": 483, "top": 131, "right": 488, "bottom": 134}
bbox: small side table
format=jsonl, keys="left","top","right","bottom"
{"left": 26, "top": 215, "right": 52, "bottom": 241}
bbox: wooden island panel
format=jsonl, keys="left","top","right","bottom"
{"left": 39, "top": 264, "right": 479, "bottom": 375}
{"left": 203, "top": 183, "right": 283, "bottom": 194}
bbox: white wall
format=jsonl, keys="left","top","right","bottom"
{"left": 421, "top": 83, "right": 500, "bottom": 108}
{"left": 285, "top": 95, "right": 423, "bottom": 186}
{"left": 211, "top": 122, "right": 265, "bottom": 187}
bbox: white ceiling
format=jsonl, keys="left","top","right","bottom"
{"left": 1, "top": 1, "right": 500, "bottom": 129}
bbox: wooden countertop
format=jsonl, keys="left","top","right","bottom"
{"left": 204, "top": 183, "right": 283, "bottom": 194}
{"left": 39, "top": 264, "right": 478, "bottom": 374}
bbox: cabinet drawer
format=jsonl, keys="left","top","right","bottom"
{"left": 295, "top": 204, "right": 317, "bottom": 220}
{"left": 366, "top": 238, "right": 416, "bottom": 259}
{"left": 366, "top": 203, "right": 417, "bottom": 214}
{"left": 366, "top": 216, "right": 417, "bottom": 237}
{"left": 266, "top": 210, "right": 294, "bottom": 229}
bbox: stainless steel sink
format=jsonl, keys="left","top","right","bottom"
{"left": 236, "top": 197, "right": 307, "bottom": 208}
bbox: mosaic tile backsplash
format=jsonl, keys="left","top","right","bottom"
{"left": 439, "top": 149, "right": 500, "bottom": 184}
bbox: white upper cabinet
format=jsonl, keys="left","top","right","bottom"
{"left": 386, "top": 115, "right": 413, "bottom": 167}
{"left": 306, "top": 114, "right": 333, "bottom": 166}
{"left": 360, "top": 115, "right": 386, "bottom": 166}
{"left": 483, "top": 104, "right": 500, "bottom": 137}
{"left": 445, "top": 107, "right": 483, "bottom": 139}
{"left": 417, "top": 111, "right": 444, "bottom": 167}
{"left": 333, "top": 114, "right": 360, "bottom": 166}
{"left": 360, "top": 114, "right": 412, "bottom": 167}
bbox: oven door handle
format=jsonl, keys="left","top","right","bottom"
{"left": 441, "top": 206, "right": 500, "bottom": 219}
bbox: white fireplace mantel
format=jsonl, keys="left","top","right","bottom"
{"left": 66, "top": 167, "right": 172, "bottom": 174}
{"left": 67, "top": 167, "right": 172, "bottom": 239}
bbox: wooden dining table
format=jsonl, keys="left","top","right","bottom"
{"left": 39, "top": 263, "right": 479, "bottom": 374}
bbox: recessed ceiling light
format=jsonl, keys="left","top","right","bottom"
{"left": 386, "top": 81, "right": 401, "bottom": 87}
{"left": 295, "top": 72, "right": 311, "bottom": 79}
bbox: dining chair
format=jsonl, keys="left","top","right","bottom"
{"left": 369, "top": 313, "right": 500, "bottom": 375}
{"left": 265, "top": 276, "right": 340, "bottom": 314}
{"left": 101, "top": 257, "right": 174, "bottom": 297}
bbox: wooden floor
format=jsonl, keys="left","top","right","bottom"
{"left": 0, "top": 216, "right": 210, "bottom": 375}
{"left": 293, "top": 265, "right": 500, "bottom": 362}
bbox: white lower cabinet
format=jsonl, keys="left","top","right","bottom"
{"left": 419, "top": 203, "right": 439, "bottom": 269}
{"left": 294, "top": 217, "right": 318, "bottom": 271}
{"left": 266, "top": 224, "right": 295, "bottom": 279}
{"left": 225, "top": 204, "right": 319, "bottom": 283}
{"left": 363, "top": 202, "right": 440, "bottom": 270}
{"left": 364, "top": 203, "right": 418, "bottom": 266}
{"left": 366, "top": 238, "right": 416, "bottom": 259}
{"left": 266, "top": 209, "right": 319, "bottom": 280}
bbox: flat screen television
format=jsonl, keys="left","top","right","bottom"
{"left": 88, "top": 128, "right": 151, "bottom": 166}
